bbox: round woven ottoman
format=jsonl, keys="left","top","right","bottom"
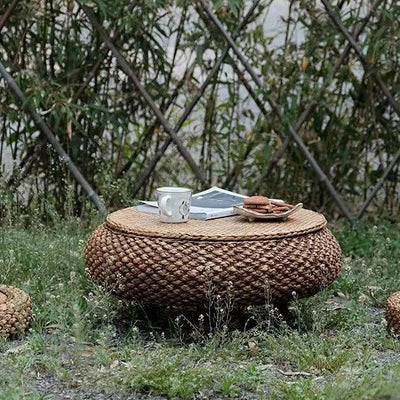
{"left": 0, "top": 285, "right": 32, "bottom": 337}
{"left": 85, "top": 207, "right": 342, "bottom": 307}
{"left": 386, "top": 292, "right": 400, "bottom": 336}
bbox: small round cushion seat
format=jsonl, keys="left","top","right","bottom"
{"left": 0, "top": 285, "right": 32, "bottom": 337}
{"left": 387, "top": 292, "right": 400, "bottom": 336}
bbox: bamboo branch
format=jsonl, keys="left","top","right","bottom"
{"left": 249, "top": 102, "right": 318, "bottom": 195}
{"left": 242, "top": 0, "right": 383, "bottom": 194}
{"left": 357, "top": 145, "right": 400, "bottom": 219}
{"left": 79, "top": 3, "right": 207, "bottom": 186}
{"left": 321, "top": 0, "right": 400, "bottom": 219}
{"left": 130, "top": 0, "right": 262, "bottom": 198}
{"left": 0, "top": 0, "right": 19, "bottom": 31}
{"left": 118, "top": 60, "right": 196, "bottom": 178}
{"left": 321, "top": 0, "right": 400, "bottom": 117}
{"left": 200, "top": 0, "right": 355, "bottom": 223}
{"left": 253, "top": 0, "right": 383, "bottom": 195}
{"left": 72, "top": 5, "right": 138, "bottom": 103}
{"left": 200, "top": 0, "right": 381, "bottom": 194}
{"left": 0, "top": 60, "right": 106, "bottom": 213}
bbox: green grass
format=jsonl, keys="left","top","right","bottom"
{"left": 1, "top": 218, "right": 400, "bottom": 399}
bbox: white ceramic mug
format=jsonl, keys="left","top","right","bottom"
{"left": 156, "top": 187, "right": 192, "bottom": 223}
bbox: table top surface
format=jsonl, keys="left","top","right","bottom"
{"left": 105, "top": 207, "right": 327, "bottom": 241}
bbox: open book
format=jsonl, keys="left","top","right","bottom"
{"left": 137, "top": 187, "right": 248, "bottom": 220}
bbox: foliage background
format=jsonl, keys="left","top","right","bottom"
{"left": 1, "top": 0, "right": 400, "bottom": 220}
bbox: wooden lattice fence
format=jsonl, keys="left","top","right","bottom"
{"left": 1, "top": 0, "right": 400, "bottom": 223}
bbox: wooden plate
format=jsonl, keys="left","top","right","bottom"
{"left": 233, "top": 203, "right": 303, "bottom": 221}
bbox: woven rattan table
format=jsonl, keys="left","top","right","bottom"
{"left": 85, "top": 207, "right": 342, "bottom": 307}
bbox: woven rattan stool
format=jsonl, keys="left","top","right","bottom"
{"left": 85, "top": 207, "right": 342, "bottom": 307}
{"left": 386, "top": 292, "right": 400, "bottom": 336}
{"left": 0, "top": 285, "right": 32, "bottom": 337}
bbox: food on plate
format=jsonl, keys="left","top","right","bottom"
{"left": 243, "top": 196, "right": 294, "bottom": 214}
{"left": 243, "top": 196, "right": 269, "bottom": 207}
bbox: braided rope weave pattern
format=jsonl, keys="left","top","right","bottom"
{"left": 0, "top": 286, "right": 32, "bottom": 337}
{"left": 85, "top": 224, "right": 342, "bottom": 306}
{"left": 386, "top": 292, "right": 400, "bottom": 336}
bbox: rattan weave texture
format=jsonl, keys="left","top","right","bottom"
{"left": 85, "top": 208, "right": 341, "bottom": 306}
{"left": 0, "top": 286, "right": 32, "bottom": 337}
{"left": 106, "top": 207, "right": 327, "bottom": 241}
{"left": 386, "top": 292, "right": 400, "bottom": 336}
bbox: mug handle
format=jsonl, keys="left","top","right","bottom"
{"left": 159, "top": 195, "right": 172, "bottom": 217}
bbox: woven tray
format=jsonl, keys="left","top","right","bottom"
{"left": 85, "top": 207, "right": 341, "bottom": 306}
{"left": 106, "top": 207, "right": 327, "bottom": 241}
